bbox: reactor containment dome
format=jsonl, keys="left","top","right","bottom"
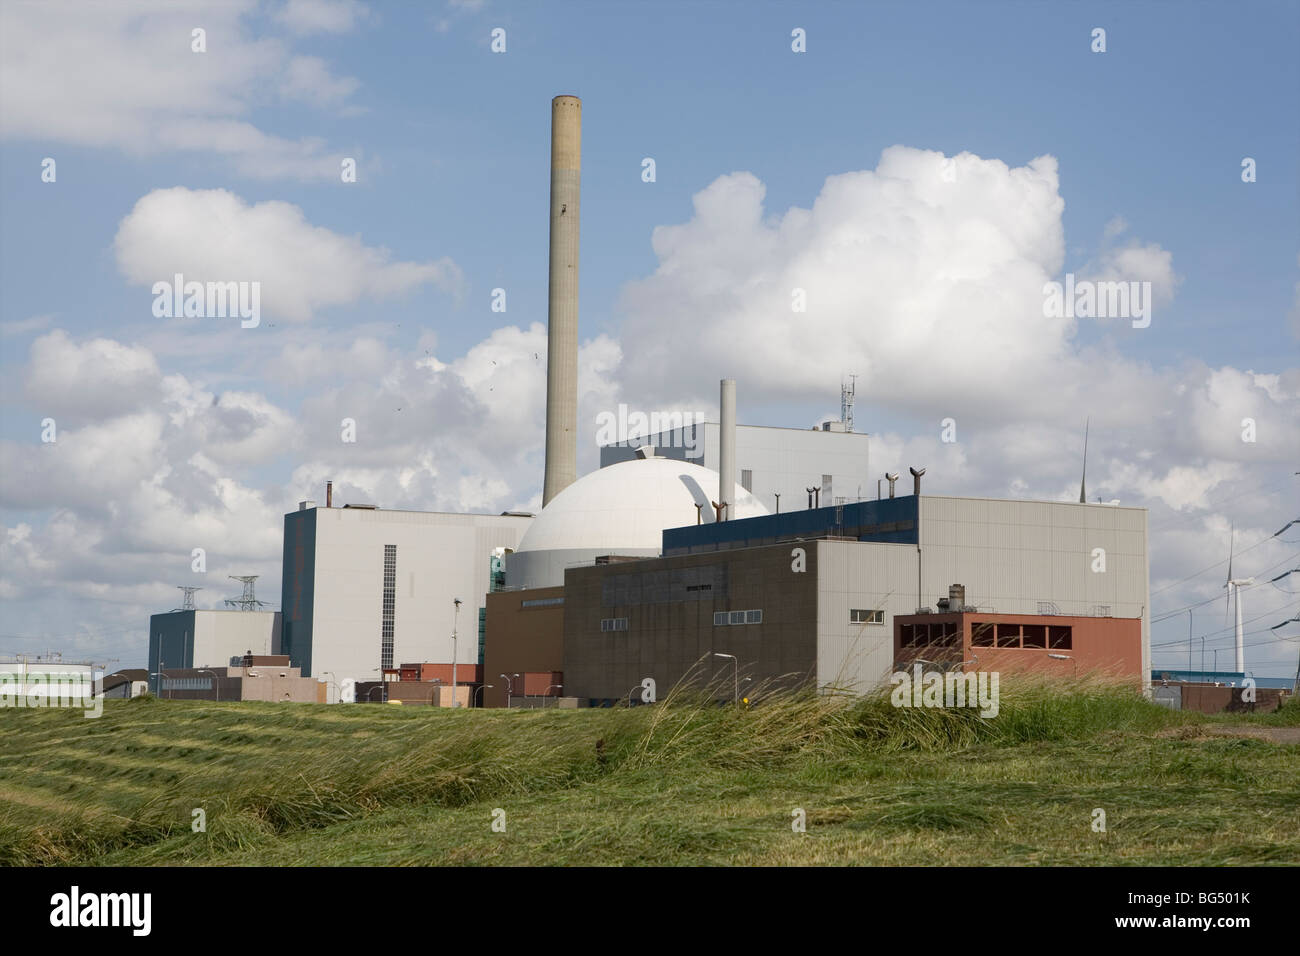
{"left": 506, "top": 457, "right": 769, "bottom": 589}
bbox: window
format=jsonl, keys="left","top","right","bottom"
{"left": 996, "top": 623, "right": 1021, "bottom": 648}
{"left": 715, "top": 609, "right": 763, "bottom": 625}
{"left": 822, "top": 475, "right": 832, "bottom": 501}
{"left": 972, "top": 622, "right": 995, "bottom": 647}
{"left": 1022, "top": 624, "right": 1047, "bottom": 648}
{"left": 741, "top": 469, "right": 753, "bottom": 492}
{"left": 686, "top": 584, "right": 712, "bottom": 592}
{"left": 600, "top": 618, "right": 628, "bottom": 632}
{"left": 380, "top": 544, "right": 396, "bottom": 669}
{"left": 850, "top": 608, "right": 884, "bottom": 625}
{"left": 1049, "top": 625, "right": 1072, "bottom": 649}
{"left": 521, "top": 596, "right": 564, "bottom": 608}
{"left": 900, "top": 623, "right": 916, "bottom": 647}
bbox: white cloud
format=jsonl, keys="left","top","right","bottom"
{"left": 25, "top": 330, "right": 162, "bottom": 420}
{"left": 275, "top": 0, "right": 370, "bottom": 34}
{"left": 618, "top": 148, "right": 1070, "bottom": 413}
{"left": 280, "top": 55, "right": 362, "bottom": 108}
{"left": 0, "top": 0, "right": 362, "bottom": 180}
{"left": 113, "top": 188, "right": 464, "bottom": 322}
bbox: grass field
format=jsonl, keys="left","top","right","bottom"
{"left": 1, "top": 677, "right": 1297, "bottom": 866}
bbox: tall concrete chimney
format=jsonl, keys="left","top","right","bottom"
{"left": 542, "top": 95, "right": 581, "bottom": 507}
{"left": 719, "top": 378, "right": 736, "bottom": 519}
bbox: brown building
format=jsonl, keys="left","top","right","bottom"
{"left": 481, "top": 587, "right": 566, "bottom": 707}
{"left": 562, "top": 544, "right": 818, "bottom": 706}
{"left": 893, "top": 610, "right": 1143, "bottom": 682}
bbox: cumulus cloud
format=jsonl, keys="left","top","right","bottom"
{"left": 0, "top": 0, "right": 362, "bottom": 179}
{"left": 619, "top": 148, "right": 1069, "bottom": 412}
{"left": 113, "top": 188, "right": 464, "bottom": 322}
{"left": 25, "top": 330, "right": 162, "bottom": 420}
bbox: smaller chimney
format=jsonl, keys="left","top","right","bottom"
{"left": 886, "top": 472, "right": 899, "bottom": 498}
{"left": 949, "top": 583, "right": 966, "bottom": 610}
{"left": 326, "top": 480, "right": 333, "bottom": 508}
{"left": 910, "top": 466, "right": 926, "bottom": 496}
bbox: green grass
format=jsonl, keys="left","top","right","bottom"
{"left": 1, "top": 676, "right": 1296, "bottom": 866}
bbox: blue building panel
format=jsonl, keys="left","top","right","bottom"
{"left": 663, "top": 495, "right": 919, "bottom": 555}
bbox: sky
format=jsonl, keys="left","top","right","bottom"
{"left": 0, "top": 0, "right": 1297, "bottom": 678}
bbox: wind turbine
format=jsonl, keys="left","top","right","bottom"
{"left": 1223, "top": 525, "right": 1253, "bottom": 674}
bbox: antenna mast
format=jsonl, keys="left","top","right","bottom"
{"left": 841, "top": 374, "right": 856, "bottom": 433}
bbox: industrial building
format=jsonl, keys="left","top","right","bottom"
{"left": 486, "top": 488, "right": 1150, "bottom": 704}
{"left": 599, "top": 391, "right": 872, "bottom": 515}
{"left": 155, "top": 655, "right": 324, "bottom": 703}
{"left": 147, "top": 608, "right": 281, "bottom": 695}
{"left": 132, "top": 94, "right": 1155, "bottom": 711}
{"left": 278, "top": 495, "right": 531, "bottom": 684}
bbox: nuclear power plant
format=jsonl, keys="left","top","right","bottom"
{"left": 148, "top": 94, "right": 1152, "bottom": 707}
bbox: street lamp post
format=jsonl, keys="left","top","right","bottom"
{"left": 542, "top": 683, "right": 563, "bottom": 709}
{"left": 474, "top": 684, "right": 494, "bottom": 707}
{"left": 500, "top": 673, "right": 520, "bottom": 708}
{"left": 712, "top": 652, "right": 739, "bottom": 703}
{"left": 452, "top": 598, "right": 462, "bottom": 708}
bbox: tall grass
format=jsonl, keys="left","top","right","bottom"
{"left": 0, "top": 675, "right": 1210, "bottom": 866}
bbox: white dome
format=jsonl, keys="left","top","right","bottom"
{"left": 507, "top": 458, "right": 768, "bottom": 588}
{"left": 518, "top": 457, "right": 768, "bottom": 553}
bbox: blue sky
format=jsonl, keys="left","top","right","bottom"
{"left": 1, "top": 0, "right": 1297, "bottom": 675}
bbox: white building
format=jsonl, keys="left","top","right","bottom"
{"left": 147, "top": 609, "right": 281, "bottom": 693}
{"left": 599, "top": 421, "right": 871, "bottom": 513}
{"left": 279, "top": 503, "right": 532, "bottom": 684}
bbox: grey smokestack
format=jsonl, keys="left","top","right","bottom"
{"left": 326, "top": 480, "right": 332, "bottom": 508}
{"left": 719, "top": 378, "right": 736, "bottom": 519}
{"left": 543, "top": 95, "right": 581, "bottom": 507}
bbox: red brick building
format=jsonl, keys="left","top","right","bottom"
{"left": 893, "top": 611, "right": 1143, "bottom": 683}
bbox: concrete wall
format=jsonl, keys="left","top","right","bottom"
{"left": 815, "top": 540, "right": 919, "bottom": 693}
{"left": 280, "top": 507, "right": 531, "bottom": 683}
{"left": 919, "top": 496, "right": 1150, "bottom": 686}
{"left": 562, "top": 545, "right": 817, "bottom": 704}
{"left": 815, "top": 496, "right": 1149, "bottom": 693}
{"left": 601, "top": 423, "right": 871, "bottom": 513}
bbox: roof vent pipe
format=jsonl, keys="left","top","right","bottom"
{"left": 910, "top": 466, "right": 925, "bottom": 496}
{"left": 886, "top": 472, "right": 899, "bottom": 498}
{"left": 326, "top": 480, "right": 333, "bottom": 508}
